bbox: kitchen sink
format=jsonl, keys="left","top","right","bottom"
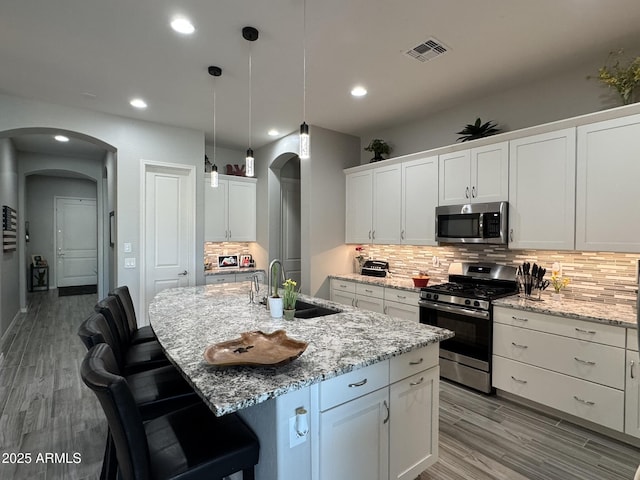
{"left": 293, "top": 300, "right": 342, "bottom": 319}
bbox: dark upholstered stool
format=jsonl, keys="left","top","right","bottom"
{"left": 95, "top": 296, "right": 169, "bottom": 374}
{"left": 81, "top": 343, "right": 260, "bottom": 480}
{"left": 109, "top": 285, "right": 156, "bottom": 345}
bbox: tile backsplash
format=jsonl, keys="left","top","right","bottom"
{"left": 356, "top": 244, "right": 639, "bottom": 307}
{"left": 204, "top": 242, "right": 253, "bottom": 269}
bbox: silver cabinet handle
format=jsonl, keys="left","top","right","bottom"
{"left": 573, "top": 395, "right": 595, "bottom": 406}
{"left": 511, "top": 316, "right": 528, "bottom": 322}
{"left": 355, "top": 299, "right": 359, "bottom": 308}
{"left": 228, "top": 229, "right": 231, "bottom": 239}
{"left": 348, "top": 379, "right": 367, "bottom": 388}
{"left": 383, "top": 400, "right": 390, "bottom": 424}
{"left": 510, "top": 228, "right": 514, "bottom": 242}
{"left": 574, "top": 357, "right": 596, "bottom": 366}
{"left": 472, "top": 186, "right": 476, "bottom": 198}
{"left": 339, "top": 283, "right": 347, "bottom": 288}
{"left": 409, "top": 376, "right": 424, "bottom": 386}
{"left": 372, "top": 230, "right": 375, "bottom": 240}
{"left": 396, "top": 294, "right": 406, "bottom": 300}
{"left": 400, "top": 230, "right": 405, "bottom": 240}
{"left": 409, "top": 358, "right": 423, "bottom": 366}
{"left": 511, "top": 342, "right": 528, "bottom": 349}
{"left": 511, "top": 376, "right": 527, "bottom": 384}
{"left": 365, "top": 289, "right": 373, "bottom": 293}
{"left": 383, "top": 306, "right": 388, "bottom": 314}
{"left": 351, "top": 298, "right": 355, "bottom": 307}
{"left": 575, "top": 327, "right": 596, "bottom": 335}
{"left": 368, "top": 230, "right": 372, "bottom": 239}
{"left": 178, "top": 270, "right": 188, "bottom": 276}
{"left": 632, "top": 360, "right": 636, "bottom": 379}
{"left": 465, "top": 186, "right": 469, "bottom": 198}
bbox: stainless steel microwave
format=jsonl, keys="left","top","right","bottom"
{"left": 435, "top": 201, "right": 508, "bottom": 244}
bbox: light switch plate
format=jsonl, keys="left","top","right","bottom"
{"left": 124, "top": 242, "right": 132, "bottom": 253}
{"left": 124, "top": 257, "right": 136, "bottom": 269}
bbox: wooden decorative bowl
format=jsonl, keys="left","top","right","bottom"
{"left": 412, "top": 277, "right": 430, "bottom": 288}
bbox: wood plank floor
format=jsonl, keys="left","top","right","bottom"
{"left": 1, "top": 290, "right": 640, "bottom": 479}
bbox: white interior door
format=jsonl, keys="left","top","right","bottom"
{"left": 280, "top": 177, "right": 301, "bottom": 285}
{"left": 143, "top": 163, "right": 194, "bottom": 321}
{"left": 55, "top": 197, "right": 97, "bottom": 287}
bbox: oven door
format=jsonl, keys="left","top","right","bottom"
{"left": 419, "top": 300, "right": 491, "bottom": 371}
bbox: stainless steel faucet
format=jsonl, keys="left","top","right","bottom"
{"left": 266, "top": 259, "right": 287, "bottom": 309}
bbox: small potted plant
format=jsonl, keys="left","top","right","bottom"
{"left": 550, "top": 266, "right": 570, "bottom": 301}
{"left": 268, "top": 264, "right": 284, "bottom": 318}
{"left": 282, "top": 279, "right": 299, "bottom": 320}
{"left": 364, "top": 139, "right": 391, "bottom": 162}
{"left": 591, "top": 49, "right": 640, "bottom": 105}
{"left": 354, "top": 246, "right": 366, "bottom": 273}
{"left": 456, "top": 118, "right": 501, "bottom": 142}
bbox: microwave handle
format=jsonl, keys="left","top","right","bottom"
{"left": 478, "top": 212, "right": 484, "bottom": 238}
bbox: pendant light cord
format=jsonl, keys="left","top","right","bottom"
{"left": 248, "top": 46, "right": 252, "bottom": 149}
{"left": 303, "top": 0, "right": 307, "bottom": 122}
{"left": 213, "top": 78, "right": 217, "bottom": 166}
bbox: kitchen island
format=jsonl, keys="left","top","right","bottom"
{"left": 149, "top": 282, "right": 453, "bottom": 480}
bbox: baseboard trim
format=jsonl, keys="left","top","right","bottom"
{"left": 0, "top": 309, "right": 21, "bottom": 348}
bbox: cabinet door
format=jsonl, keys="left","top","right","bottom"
{"left": 356, "top": 294, "right": 385, "bottom": 313}
{"left": 205, "top": 274, "right": 236, "bottom": 285}
{"left": 373, "top": 165, "right": 402, "bottom": 244}
{"left": 346, "top": 171, "right": 373, "bottom": 243}
{"left": 390, "top": 367, "right": 439, "bottom": 480}
{"left": 576, "top": 114, "right": 640, "bottom": 252}
{"left": 439, "top": 150, "right": 471, "bottom": 206}
{"left": 228, "top": 180, "right": 256, "bottom": 242}
{"left": 470, "top": 141, "right": 508, "bottom": 203}
{"left": 625, "top": 350, "right": 640, "bottom": 438}
{"left": 384, "top": 300, "right": 419, "bottom": 322}
{"left": 508, "top": 128, "right": 576, "bottom": 250}
{"left": 204, "top": 179, "right": 228, "bottom": 241}
{"left": 402, "top": 156, "right": 438, "bottom": 245}
{"left": 319, "top": 387, "right": 389, "bottom": 480}
{"left": 331, "top": 289, "right": 356, "bottom": 307}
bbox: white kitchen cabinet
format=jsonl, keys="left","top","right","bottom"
{"left": 373, "top": 164, "right": 402, "bottom": 244}
{"left": 356, "top": 283, "right": 385, "bottom": 313}
{"left": 508, "top": 128, "right": 575, "bottom": 250}
{"left": 576, "top": 113, "right": 640, "bottom": 252}
{"left": 204, "top": 175, "right": 257, "bottom": 242}
{"left": 438, "top": 142, "right": 508, "bottom": 206}
{"left": 205, "top": 270, "right": 264, "bottom": 285}
{"left": 346, "top": 170, "right": 374, "bottom": 244}
{"left": 330, "top": 278, "right": 357, "bottom": 306}
{"left": 319, "top": 385, "right": 389, "bottom": 480}
{"left": 389, "top": 367, "right": 439, "bottom": 480}
{"left": 384, "top": 289, "right": 420, "bottom": 323}
{"left": 625, "top": 348, "right": 640, "bottom": 438}
{"left": 401, "top": 156, "right": 438, "bottom": 245}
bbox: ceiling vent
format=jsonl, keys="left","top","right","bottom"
{"left": 404, "top": 37, "right": 449, "bottom": 62}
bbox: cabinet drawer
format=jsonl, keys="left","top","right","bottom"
{"left": 493, "top": 323, "right": 625, "bottom": 389}
{"left": 320, "top": 361, "right": 389, "bottom": 411}
{"left": 493, "top": 306, "right": 625, "bottom": 348}
{"left": 205, "top": 274, "right": 236, "bottom": 284}
{"left": 627, "top": 329, "right": 639, "bottom": 352}
{"left": 390, "top": 344, "right": 438, "bottom": 383}
{"left": 330, "top": 279, "right": 356, "bottom": 294}
{"left": 235, "top": 271, "right": 264, "bottom": 282}
{"left": 384, "top": 288, "right": 419, "bottom": 305}
{"left": 356, "top": 283, "right": 384, "bottom": 298}
{"left": 493, "top": 356, "right": 624, "bottom": 432}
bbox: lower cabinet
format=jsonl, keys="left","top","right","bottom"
{"left": 625, "top": 337, "right": 640, "bottom": 439}
{"left": 205, "top": 270, "right": 264, "bottom": 285}
{"left": 355, "top": 283, "right": 385, "bottom": 313}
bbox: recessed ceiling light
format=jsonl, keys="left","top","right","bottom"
{"left": 268, "top": 129, "right": 280, "bottom": 136}
{"left": 54, "top": 135, "right": 69, "bottom": 142}
{"left": 130, "top": 98, "right": 148, "bottom": 109}
{"left": 351, "top": 86, "right": 368, "bottom": 97}
{"left": 170, "top": 17, "right": 195, "bottom": 35}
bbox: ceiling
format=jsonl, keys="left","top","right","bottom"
{"left": 2, "top": 0, "right": 640, "bottom": 157}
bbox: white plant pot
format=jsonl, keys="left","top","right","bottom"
{"left": 268, "top": 297, "right": 283, "bottom": 318}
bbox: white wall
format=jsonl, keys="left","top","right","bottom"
{"left": 0, "top": 138, "right": 19, "bottom": 338}
{"left": 0, "top": 93, "right": 205, "bottom": 317}
{"left": 204, "top": 144, "right": 245, "bottom": 173}
{"left": 25, "top": 173, "right": 97, "bottom": 288}
{"left": 358, "top": 57, "right": 624, "bottom": 163}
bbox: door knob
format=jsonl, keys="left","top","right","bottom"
{"left": 178, "top": 270, "right": 188, "bottom": 276}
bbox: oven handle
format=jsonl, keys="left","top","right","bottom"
{"left": 419, "top": 300, "right": 490, "bottom": 320}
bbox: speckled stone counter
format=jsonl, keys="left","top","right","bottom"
{"left": 204, "top": 267, "right": 264, "bottom": 277}
{"left": 149, "top": 283, "right": 453, "bottom": 416}
{"left": 329, "top": 273, "right": 430, "bottom": 293}
{"left": 494, "top": 294, "right": 638, "bottom": 328}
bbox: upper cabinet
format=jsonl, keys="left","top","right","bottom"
{"left": 508, "top": 128, "right": 576, "bottom": 250}
{"left": 576, "top": 114, "right": 640, "bottom": 252}
{"left": 402, "top": 156, "right": 438, "bottom": 245}
{"left": 204, "top": 175, "right": 257, "bottom": 242}
{"left": 345, "top": 155, "right": 438, "bottom": 245}
{"left": 438, "top": 142, "right": 508, "bottom": 206}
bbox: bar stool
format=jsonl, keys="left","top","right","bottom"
{"left": 109, "top": 286, "right": 156, "bottom": 345}
{"left": 81, "top": 343, "right": 260, "bottom": 480}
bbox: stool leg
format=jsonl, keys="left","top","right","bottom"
{"left": 242, "top": 467, "right": 255, "bottom": 480}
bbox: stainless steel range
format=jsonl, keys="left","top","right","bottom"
{"left": 419, "top": 262, "right": 518, "bottom": 393}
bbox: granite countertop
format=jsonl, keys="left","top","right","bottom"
{"left": 329, "top": 273, "right": 428, "bottom": 293}
{"left": 149, "top": 282, "right": 453, "bottom": 416}
{"left": 204, "top": 267, "right": 264, "bottom": 276}
{"left": 494, "top": 293, "right": 638, "bottom": 328}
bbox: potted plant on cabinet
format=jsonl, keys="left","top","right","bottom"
{"left": 282, "top": 279, "right": 299, "bottom": 321}
{"left": 364, "top": 138, "right": 391, "bottom": 162}
{"left": 268, "top": 264, "right": 284, "bottom": 318}
{"left": 456, "top": 118, "right": 501, "bottom": 142}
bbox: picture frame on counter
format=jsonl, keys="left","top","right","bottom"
{"left": 239, "top": 254, "right": 252, "bottom": 267}
{"left": 217, "top": 254, "right": 239, "bottom": 268}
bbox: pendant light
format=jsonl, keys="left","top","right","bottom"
{"left": 243, "top": 26, "right": 259, "bottom": 177}
{"left": 208, "top": 65, "right": 222, "bottom": 188}
{"left": 299, "top": 0, "right": 310, "bottom": 159}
